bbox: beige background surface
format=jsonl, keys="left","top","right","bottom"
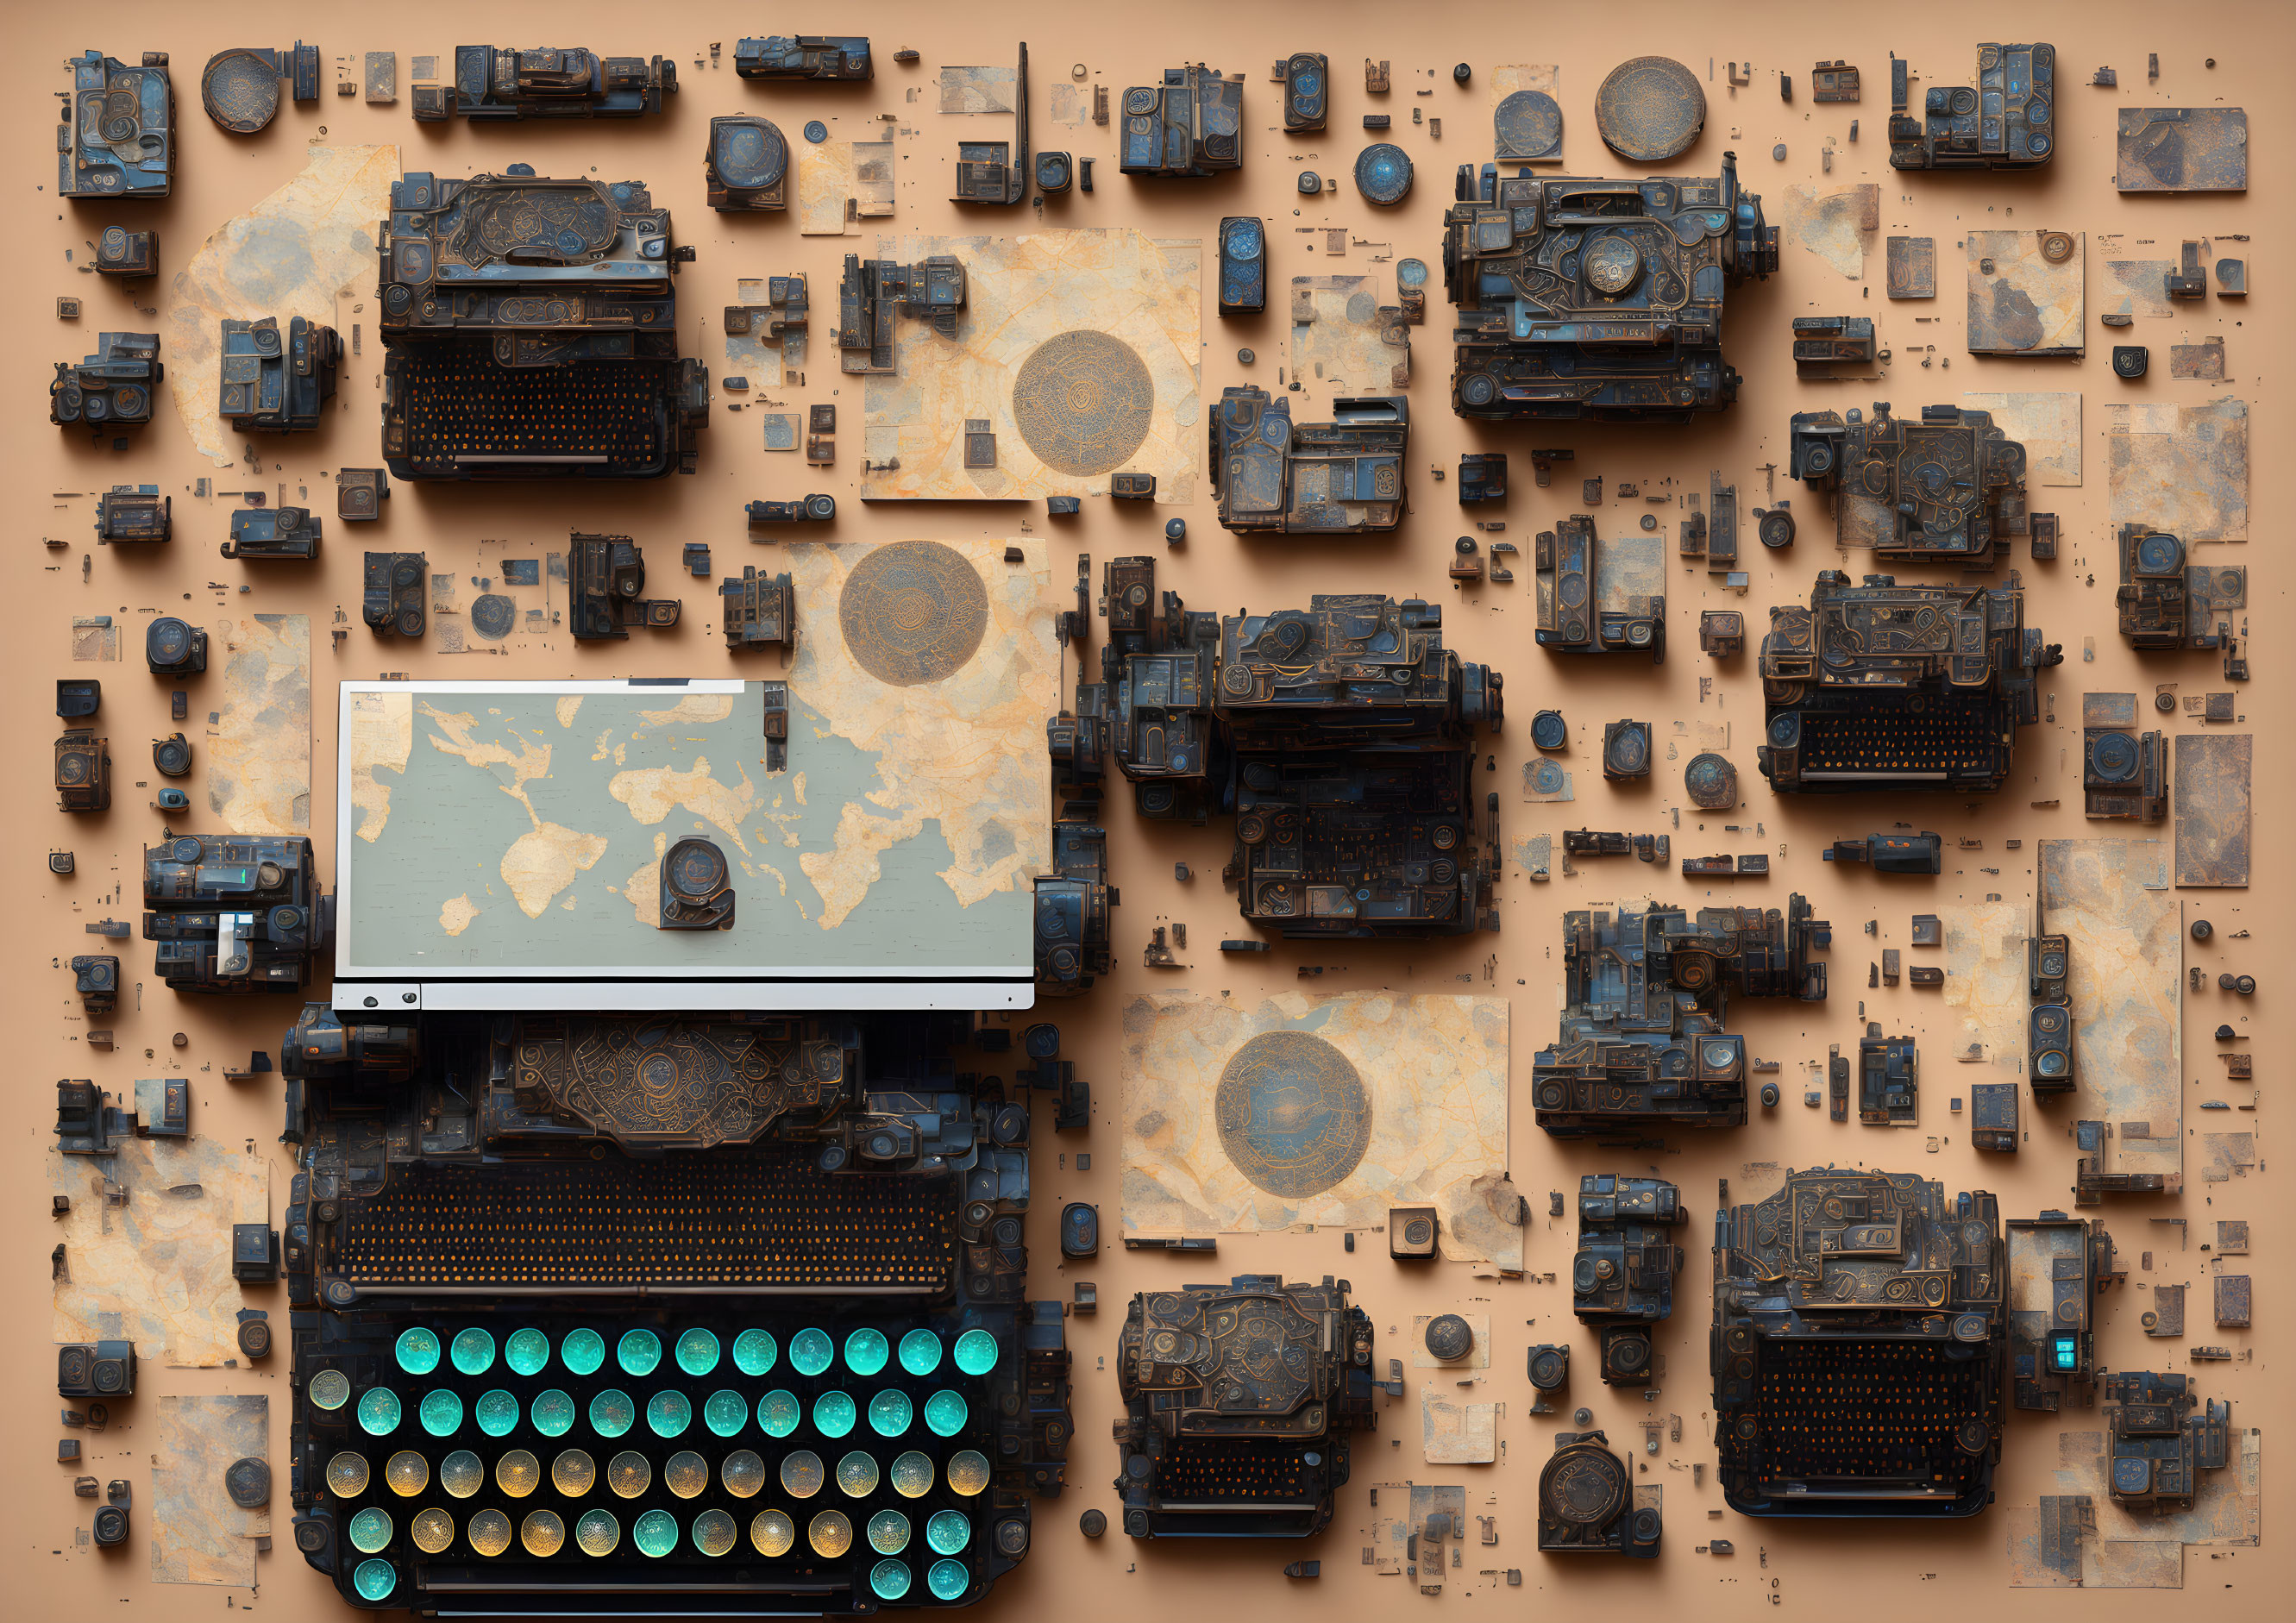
{"left": 7, "top": 3, "right": 2284, "bottom": 1618}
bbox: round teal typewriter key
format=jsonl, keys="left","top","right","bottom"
{"left": 394, "top": 1327, "right": 441, "bottom": 1375}
{"left": 348, "top": 1507, "right": 392, "bottom": 1554}
{"left": 706, "top": 1388, "right": 748, "bottom": 1437}
{"left": 665, "top": 1451, "right": 708, "bottom": 1499}
{"left": 496, "top": 1450, "right": 541, "bottom": 1499}
{"left": 871, "top": 1558, "right": 912, "bottom": 1601}
{"left": 618, "top": 1328, "right": 662, "bottom": 1376}
{"left": 352, "top": 1559, "right": 397, "bottom": 1601}
{"left": 520, "top": 1509, "right": 564, "bottom": 1557}
{"left": 325, "top": 1452, "right": 369, "bottom": 1497}
{"left": 633, "top": 1508, "right": 680, "bottom": 1558}
{"left": 552, "top": 1449, "right": 596, "bottom": 1497}
{"left": 386, "top": 1451, "right": 429, "bottom": 1497}
{"left": 869, "top": 1390, "right": 913, "bottom": 1438}
{"left": 505, "top": 1327, "right": 550, "bottom": 1377}
{"left": 844, "top": 1327, "right": 889, "bottom": 1376}
{"left": 467, "top": 1508, "right": 512, "bottom": 1557}
{"left": 561, "top": 1328, "right": 606, "bottom": 1376}
{"left": 608, "top": 1451, "right": 651, "bottom": 1498}
{"left": 808, "top": 1509, "right": 852, "bottom": 1557}
{"left": 925, "top": 1390, "right": 969, "bottom": 1438}
{"left": 780, "top": 1450, "right": 825, "bottom": 1498}
{"left": 758, "top": 1389, "right": 800, "bottom": 1438}
{"left": 476, "top": 1388, "right": 518, "bottom": 1438}
{"left": 733, "top": 1328, "right": 778, "bottom": 1376}
{"left": 309, "top": 1369, "right": 352, "bottom": 1411}
{"left": 889, "top": 1451, "right": 934, "bottom": 1498}
{"left": 750, "top": 1508, "right": 795, "bottom": 1557}
{"left": 410, "top": 1507, "right": 454, "bottom": 1555}
{"left": 898, "top": 1328, "right": 943, "bottom": 1376}
{"left": 869, "top": 1508, "right": 912, "bottom": 1555}
{"left": 675, "top": 1327, "right": 720, "bottom": 1376}
{"left": 589, "top": 1388, "right": 635, "bottom": 1438}
{"left": 837, "top": 1451, "right": 880, "bottom": 1498}
{"left": 927, "top": 1509, "right": 971, "bottom": 1556}
{"left": 357, "top": 1388, "right": 402, "bottom": 1437}
{"left": 953, "top": 1329, "right": 998, "bottom": 1376}
{"left": 722, "top": 1450, "right": 766, "bottom": 1498}
{"left": 419, "top": 1388, "right": 463, "bottom": 1438}
{"left": 693, "top": 1507, "right": 737, "bottom": 1557}
{"left": 530, "top": 1388, "right": 574, "bottom": 1438}
{"left": 790, "top": 1327, "right": 833, "bottom": 1376}
{"left": 647, "top": 1389, "right": 693, "bottom": 1438}
{"left": 450, "top": 1328, "right": 495, "bottom": 1377}
{"left": 439, "top": 1451, "right": 483, "bottom": 1499}
{"left": 946, "top": 1451, "right": 989, "bottom": 1496}
{"left": 929, "top": 1558, "right": 970, "bottom": 1601}
{"left": 813, "top": 1390, "right": 856, "bottom": 1438}
{"left": 575, "top": 1508, "right": 619, "bottom": 1557}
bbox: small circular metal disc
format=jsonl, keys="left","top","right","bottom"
{"left": 804, "top": 120, "right": 828, "bottom": 144}
{"left": 1495, "top": 90, "right": 1563, "bottom": 160}
{"left": 1758, "top": 509, "right": 1797, "bottom": 548}
{"left": 1354, "top": 143, "right": 1414, "bottom": 205}
{"left": 470, "top": 594, "right": 516, "bottom": 641}
{"left": 203, "top": 50, "right": 283, "bottom": 135}
{"left": 1423, "top": 1313, "right": 1473, "bottom": 1362}
{"left": 225, "top": 1457, "right": 271, "bottom": 1508}
{"left": 1685, "top": 752, "right": 1738, "bottom": 808}
{"left": 1237, "top": 348, "right": 1255, "bottom": 364}
{"left": 1595, "top": 56, "right": 1706, "bottom": 163}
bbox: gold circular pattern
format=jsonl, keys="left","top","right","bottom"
{"left": 947, "top": 1450, "right": 991, "bottom": 1496}
{"left": 609, "top": 1451, "right": 652, "bottom": 1499}
{"left": 325, "top": 1452, "right": 370, "bottom": 1498}
{"left": 386, "top": 1451, "right": 430, "bottom": 1496}
{"left": 496, "top": 1450, "right": 540, "bottom": 1498}
{"left": 1595, "top": 56, "right": 1706, "bottom": 163}
{"left": 411, "top": 1507, "right": 455, "bottom": 1555}
{"left": 552, "top": 1449, "right": 597, "bottom": 1497}
{"left": 666, "top": 1451, "right": 709, "bottom": 1499}
{"left": 722, "top": 1450, "right": 766, "bottom": 1498}
{"left": 781, "top": 1450, "right": 825, "bottom": 1498}
{"left": 751, "top": 1508, "right": 796, "bottom": 1557}
{"left": 838, "top": 542, "right": 991, "bottom": 687}
{"left": 1214, "top": 1031, "right": 1373, "bottom": 1200}
{"left": 200, "top": 50, "right": 284, "bottom": 135}
{"left": 1010, "top": 330, "right": 1156, "bottom": 477}
{"left": 468, "top": 1508, "right": 513, "bottom": 1557}
{"left": 809, "top": 1509, "right": 855, "bottom": 1557}
{"left": 521, "top": 1509, "right": 566, "bottom": 1557}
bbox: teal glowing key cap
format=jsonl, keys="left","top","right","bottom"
{"left": 844, "top": 1327, "right": 888, "bottom": 1376}
{"left": 928, "top": 1557, "right": 969, "bottom": 1601}
{"left": 871, "top": 1558, "right": 912, "bottom": 1600}
{"left": 505, "top": 1328, "right": 550, "bottom": 1376}
{"left": 758, "top": 1389, "right": 800, "bottom": 1438}
{"left": 898, "top": 1328, "right": 942, "bottom": 1376}
{"left": 790, "top": 1327, "right": 832, "bottom": 1376}
{"left": 648, "top": 1390, "right": 693, "bottom": 1438}
{"left": 813, "top": 1390, "right": 856, "bottom": 1438}
{"left": 348, "top": 1507, "right": 393, "bottom": 1553}
{"left": 419, "top": 1388, "right": 463, "bottom": 1438}
{"left": 704, "top": 1389, "right": 748, "bottom": 1438}
{"left": 531, "top": 1389, "right": 574, "bottom": 1438}
{"left": 675, "top": 1327, "right": 719, "bottom": 1377}
{"left": 394, "top": 1327, "right": 440, "bottom": 1376}
{"left": 450, "top": 1328, "right": 495, "bottom": 1377}
{"left": 733, "top": 1329, "right": 777, "bottom": 1376}
{"left": 476, "top": 1389, "right": 519, "bottom": 1438}
{"left": 926, "top": 1509, "right": 970, "bottom": 1555}
{"left": 953, "top": 1329, "right": 998, "bottom": 1376}
{"left": 869, "top": 1508, "right": 911, "bottom": 1554}
{"left": 589, "top": 1388, "right": 635, "bottom": 1438}
{"left": 561, "top": 1328, "right": 605, "bottom": 1377}
{"left": 357, "top": 1388, "right": 402, "bottom": 1437}
{"left": 925, "top": 1389, "right": 969, "bottom": 1437}
{"left": 869, "top": 1389, "right": 913, "bottom": 1438}
{"left": 353, "top": 1558, "right": 397, "bottom": 1601}
{"left": 618, "top": 1329, "right": 662, "bottom": 1377}
{"left": 633, "top": 1508, "right": 680, "bottom": 1558}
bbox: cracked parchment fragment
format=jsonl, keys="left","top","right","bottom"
{"left": 1782, "top": 183, "right": 1879, "bottom": 278}
{"left": 151, "top": 1395, "right": 267, "bottom": 1585}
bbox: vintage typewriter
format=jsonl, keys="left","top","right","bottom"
{"left": 1533, "top": 898, "right": 1829, "bottom": 1136}
{"left": 1048, "top": 557, "right": 1502, "bottom": 945}
{"left": 142, "top": 835, "right": 329, "bottom": 994}
{"left": 2115, "top": 524, "right": 2246, "bottom": 652}
{"left": 60, "top": 49, "right": 173, "bottom": 199}
{"left": 1111, "top": 1275, "right": 1380, "bottom": 1537}
{"left": 1119, "top": 66, "right": 1245, "bottom": 178}
{"left": 412, "top": 47, "right": 676, "bottom": 121}
{"left": 284, "top": 1008, "right": 1072, "bottom": 1612}
{"left": 52, "top": 332, "right": 162, "bottom": 429}
{"left": 377, "top": 168, "right": 708, "bottom": 479}
{"left": 1712, "top": 1168, "right": 2004, "bottom": 1517}
{"left": 2103, "top": 1373, "right": 2230, "bottom": 1509}
{"left": 1208, "top": 386, "right": 1408, "bottom": 535}
{"left": 1441, "top": 152, "right": 1777, "bottom": 422}
{"left": 1573, "top": 1176, "right": 1684, "bottom": 1384}
{"left": 1790, "top": 404, "right": 2027, "bottom": 567}
{"left": 1757, "top": 572, "right": 2061, "bottom": 794}
{"left": 1888, "top": 46, "right": 2056, "bottom": 170}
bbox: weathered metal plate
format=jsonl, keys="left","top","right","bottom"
{"left": 2116, "top": 107, "right": 2249, "bottom": 191}
{"left": 2107, "top": 398, "right": 2249, "bottom": 541}
{"left": 2008, "top": 1426, "right": 2261, "bottom": 1587}
{"left": 2169, "top": 338, "right": 2226, "bottom": 380}
{"left": 2174, "top": 733, "right": 2251, "bottom": 887}
{"left": 1594, "top": 55, "right": 1703, "bottom": 162}
{"left": 208, "top": 612, "right": 310, "bottom": 833}
{"left": 2038, "top": 840, "right": 2181, "bottom": 1191}
{"left": 1521, "top": 759, "right": 1575, "bottom": 803}
{"left": 1886, "top": 235, "right": 1935, "bottom": 298}
{"left": 1782, "top": 183, "right": 1879, "bottom": 278}
{"left": 938, "top": 65, "right": 1018, "bottom": 113}
{"left": 150, "top": 1395, "right": 267, "bottom": 1585}
{"left": 1939, "top": 900, "right": 2031, "bottom": 1070}
{"left": 1373, "top": 1484, "right": 1468, "bottom": 1576}
{"left": 1423, "top": 1393, "right": 1499, "bottom": 1463}
{"left": 797, "top": 136, "right": 894, "bottom": 235}
{"left": 858, "top": 229, "right": 1201, "bottom": 503}
{"left": 1968, "top": 230, "right": 2085, "bottom": 356}
{"left": 2214, "top": 1274, "right": 2251, "bottom": 1327}
{"left": 1963, "top": 392, "right": 2082, "bottom": 486}
{"left": 1289, "top": 274, "right": 1410, "bottom": 398}
{"left": 1411, "top": 1313, "right": 1493, "bottom": 1369}
{"left": 1491, "top": 65, "right": 1563, "bottom": 161}
{"left": 2100, "top": 254, "right": 2174, "bottom": 319}
{"left": 1120, "top": 991, "right": 1517, "bottom": 1270}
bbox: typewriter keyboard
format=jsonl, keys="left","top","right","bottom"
{"left": 1745, "top": 1339, "right": 1992, "bottom": 1501}
{"left": 390, "top": 345, "right": 674, "bottom": 471}
{"left": 1799, "top": 708, "right": 1998, "bottom": 781}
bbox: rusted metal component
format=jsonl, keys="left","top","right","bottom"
{"left": 2116, "top": 108, "right": 2248, "bottom": 191}
{"left": 1890, "top": 44, "right": 2057, "bottom": 169}
{"left": 2174, "top": 734, "right": 2252, "bottom": 888}
{"left": 1791, "top": 404, "right": 2027, "bottom": 565}
{"left": 1967, "top": 230, "right": 2085, "bottom": 356}
{"left": 1885, "top": 235, "right": 1935, "bottom": 298}
{"left": 1211, "top": 387, "right": 1407, "bottom": 534}
{"left": 411, "top": 46, "right": 676, "bottom": 121}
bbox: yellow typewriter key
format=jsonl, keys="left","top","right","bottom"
{"left": 520, "top": 1509, "right": 565, "bottom": 1557}
{"left": 809, "top": 1509, "right": 853, "bottom": 1557}
{"left": 552, "top": 1449, "right": 597, "bottom": 1497}
{"left": 496, "top": 1449, "right": 541, "bottom": 1498}
{"left": 750, "top": 1508, "right": 796, "bottom": 1557}
{"left": 467, "top": 1508, "right": 512, "bottom": 1557}
{"left": 609, "top": 1451, "right": 653, "bottom": 1499}
{"left": 386, "top": 1451, "right": 430, "bottom": 1496}
{"left": 411, "top": 1507, "right": 455, "bottom": 1555}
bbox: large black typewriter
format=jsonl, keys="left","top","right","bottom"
{"left": 1712, "top": 1168, "right": 2004, "bottom": 1518}
{"left": 1045, "top": 555, "right": 1502, "bottom": 953}
{"left": 283, "top": 1007, "right": 1071, "bottom": 1612}
{"left": 377, "top": 166, "right": 709, "bottom": 480}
